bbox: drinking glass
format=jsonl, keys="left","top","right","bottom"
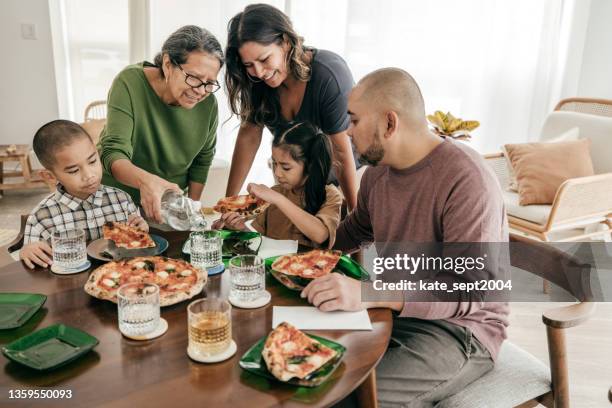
{"left": 228, "top": 255, "right": 265, "bottom": 303}
{"left": 117, "top": 283, "right": 161, "bottom": 337}
{"left": 190, "top": 230, "right": 223, "bottom": 272}
{"left": 187, "top": 298, "right": 232, "bottom": 358}
{"left": 51, "top": 229, "right": 86, "bottom": 269}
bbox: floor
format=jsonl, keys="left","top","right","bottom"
{"left": 1, "top": 189, "right": 611, "bottom": 407}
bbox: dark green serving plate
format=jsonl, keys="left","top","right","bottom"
{"left": 0, "top": 293, "right": 47, "bottom": 330}
{"left": 183, "top": 230, "right": 262, "bottom": 259}
{"left": 266, "top": 254, "right": 370, "bottom": 291}
{"left": 2, "top": 324, "right": 99, "bottom": 371}
{"left": 239, "top": 332, "right": 346, "bottom": 387}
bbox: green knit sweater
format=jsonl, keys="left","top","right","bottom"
{"left": 98, "top": 62, "right": 218, "bottom": 204}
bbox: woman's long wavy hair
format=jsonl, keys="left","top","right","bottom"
{"left": 225, "top": 4, "right": 311, "bottom": 125}
{"left": 273, "top": 122, "right": 332, "bottom": 215}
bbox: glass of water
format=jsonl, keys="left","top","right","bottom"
{"left": 117, "top": 283, "right": 160, "bottom": 337}
{"left": 229, "top": 255, "right": 265, "bottom": 303}
{"left": 51, "top": 229, "right": 86, "bottom": 269}
{"left": 190, "top": 231, "right": 223, "bottom": 273}
{"left": 188, "top": 298, "right": 232, "bottom": 358}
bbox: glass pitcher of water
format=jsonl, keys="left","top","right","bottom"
{"left": 161, "top": 190, "right": 207, "bottom": 231}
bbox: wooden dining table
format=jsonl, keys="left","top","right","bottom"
{"left": 0, "top": 229, "right": 392, "bottom": 408}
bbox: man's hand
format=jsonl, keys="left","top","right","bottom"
{"left": 127, "top": 213, "right": 149, "bottom": 232}
{"left": 211, "top": 212, "right": 247, "bottom": 231}
{"left": 301, "top": 273, "right": 364, "bottom": 312}
{"left": 20, "top": 241, "right": 53, "bottom": 269}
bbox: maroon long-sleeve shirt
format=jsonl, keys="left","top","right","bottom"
{"left": 335, "top": 138, "right": 510, "bottom": 359}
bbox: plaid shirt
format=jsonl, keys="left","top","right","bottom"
{"left": 24, "top": 184, "right": 138, "bottom": 244}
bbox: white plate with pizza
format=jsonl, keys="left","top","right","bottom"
{"left": 84, "top": 256, "right": 206, "bottom": 307}
{"left": 213, "top": 194, "right": 268, "bottom": 220}
{"left": 239, "top": 322, "right": 346, "bottom": 387}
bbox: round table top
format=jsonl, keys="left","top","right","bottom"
{"left": 0, "top": 229, "right": 392, "bottom": 407}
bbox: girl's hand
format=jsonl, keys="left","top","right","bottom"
{"left": 212, "top": 212, "right": 247, "bottom": 231}
{"left": 247, "top": 183, "right": 281, "bottom": 204}
{"left": 127, "top": 213, "right": 149, "bottom": 232}
{"left": 139, "top": 173, "right": 181, "bottom": 223}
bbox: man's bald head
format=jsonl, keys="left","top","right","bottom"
{"left": 355, "top": 68, "right": 427, "bottom": 127}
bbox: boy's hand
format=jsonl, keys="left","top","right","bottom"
{"left": 20, "top": 241, "right": 53, "bottom": 269}
{"left": 247, "top": 183, "right": 281, "bottom": 204}
{"left": 211, "top": 212, "right": 247, "bottom": 231}
{"left": 127, "top": 213, "right": 149, "bottom": 232}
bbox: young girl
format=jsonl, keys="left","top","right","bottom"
{"left": 213, "top": 122, "right": 342, "bottom": 248}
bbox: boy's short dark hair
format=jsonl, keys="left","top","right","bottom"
{"left": 33, "top": 120, "right": 93, "bottom": 169}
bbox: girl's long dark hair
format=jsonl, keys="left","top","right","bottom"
{"left": 225, "top": 4, "right": 311, "bottom": 126}
{"left": 273, "top": 122, "right": 332, "bottom": 215}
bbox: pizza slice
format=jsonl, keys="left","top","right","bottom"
{"left": 262, "top": 322, "right": 337, "bottom": 381}
{"left": 103, "top": 221, "right": 155, "bottom": 249}
{"left": 271, "top": 249, "right": 341, "bottom": 279}
{"left": 213, "top": 194, "right": 267, "bottom": 218}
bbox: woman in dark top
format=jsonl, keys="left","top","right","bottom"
{"left": 224, "top": 3, "right": 359, "bottom": 209}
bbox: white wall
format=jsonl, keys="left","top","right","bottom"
{"left": 577, "top": 0, "right": 612, "bottom": 98}
{"left": 0, "top": 0, "right": 59, "bottom": 147}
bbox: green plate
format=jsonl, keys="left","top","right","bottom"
{"left": 183, "top": 230, "right": 262, "bottom": 258}
{"left": 0, "top": 293, "right": 47, "bottom": 330}
{"left": 239, "top": 332, "right": 346, "bottom": 387}
{"left": 266, "top": 254, "right": 370, "bottom": 291}
{"left": 2, "top": 324, "right": 99, "bottom": 371}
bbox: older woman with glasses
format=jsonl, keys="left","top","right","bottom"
{"left": 98, "top": 25, "right": 223, "bottom": 222}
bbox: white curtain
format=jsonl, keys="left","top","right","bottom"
{"left": 290, "top": 0, "right": 569, "bottom": 153}
{"left": 147, "top": 0, "right": 574, "bottom": 185}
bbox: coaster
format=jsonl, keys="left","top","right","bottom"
{"left": 188, "top": 340, "right": 237, "bottom": 363}
{"left": 121, "top": 318, "right": 168, "bottom": 341}
{"left": 50, "top": 260, "right": 91, "bottom": 275}
{"left": 228, "top": 290, "right": 271, "bottom": 309}
{"left": 207, "top": 264, "right": 225, "bottom": 276}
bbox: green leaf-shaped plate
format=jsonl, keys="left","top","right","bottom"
{"left": 239, "top": 332, "right": 346, "bottom": 387}
{"left": 266, "top": 254, "right": 370, "bottom": 291}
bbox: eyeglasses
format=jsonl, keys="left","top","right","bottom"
{"left": 172, "top": 60, "right": 220, "bottom": 93}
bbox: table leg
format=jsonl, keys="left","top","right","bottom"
{"left": 356, "top": 370, "right": 378, "bottom": 408}
{"left": 0, "top": 161, "right": 4, "bottom": 198}
{"left": 20, "top": 156, "right": 31, "bottom": 181}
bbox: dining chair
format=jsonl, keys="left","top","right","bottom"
{"left": 438, "top": 238, "right": 595, "bottom": 408}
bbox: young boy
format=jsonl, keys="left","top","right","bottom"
{"left": 20, "top": 120, "right": 148, "bottom": 269}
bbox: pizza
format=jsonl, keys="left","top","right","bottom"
{"left": 213, "top": 194, "right": 267, "bottom": 218}
{"left": 271, "top": 250, "right": 341, "bottom": 279}
{"left": 262, "top": 322, "right": 337, "bottom": 381}
{"left": 103, "top": 221, "right": 155, "bottom": 249}
{"left": 84, "top": 256, "right": 206, "bottom": 306}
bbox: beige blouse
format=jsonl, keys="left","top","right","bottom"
{"left": 251, "top": 184, "right": 342, "bottom": 248}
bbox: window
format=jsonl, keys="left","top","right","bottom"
{"left": 51, "top": 0, "right": 129, "bottom": 121}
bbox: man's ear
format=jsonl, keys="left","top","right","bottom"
{"left": 39, "top": 169, "right": 57, "bottom": 186}
{"left": 383, "top": 111, "right": 399, "bottom": 140}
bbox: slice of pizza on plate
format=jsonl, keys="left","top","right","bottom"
{"left": 262, "top": 322, "right": 338, "bottom": 381}
{"left": 103, "top": 221, "right": 155, "bottom": 249}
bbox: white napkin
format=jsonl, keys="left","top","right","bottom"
{"left": 257, "top": 236, "right": 298, "bottom": 259}
{"left": 272, "top": 306, "right": 373, "bottom": 330}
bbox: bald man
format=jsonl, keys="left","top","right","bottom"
{"left": 301, "top": 68, "right": 509, "bottom": 406}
